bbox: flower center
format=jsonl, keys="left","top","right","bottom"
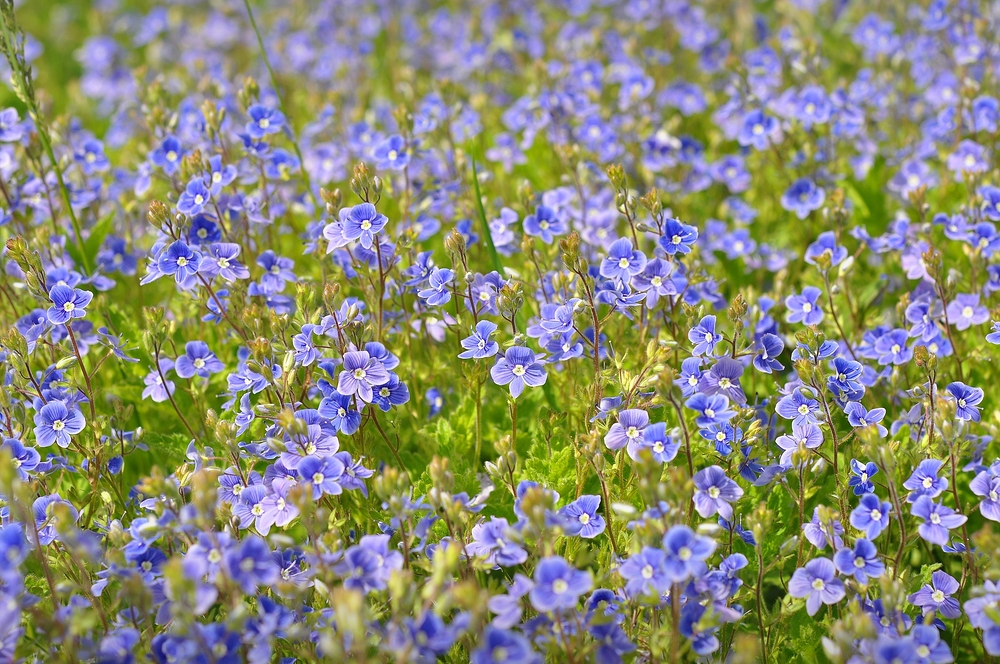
{"left": 708, "top": 486, "right": 720, "bottom": 499}
{"left": 52, "top": 420, "right": 65, "bottom": 431}
{"left": 618, "top": 257, "right": 630, "bottom": 269}
{"left": 641, "top": 564, "right": 654, "bottom": 579}
{"left": 62, "top": 302, "right": 75, "bottom": 312}
{"left": 811, "top": 578, "right": 825, "bottom": 591}
{"left": 579, "top": 513, "right": 590, "bottom": 525}
{"left": 353, "top": 368, "right": 367, "bottom": 380}
{"left": 552, "top": 579, "right": 568, "bottom": 594}
{"left": 932, "top": 589, "right": 945, "bottom": 603}
{"left": 512, "top": 364, "right": 526, "bottom": 376}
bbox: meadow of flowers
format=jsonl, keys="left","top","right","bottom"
{"left": 3, "top": 0, "right": 1000, "bottom": 661}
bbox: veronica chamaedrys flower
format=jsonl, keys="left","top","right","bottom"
{"left": 1, "top": 438, "right": 40, "bottom": 480}
{"left": 844, "top": 401, "right": 888, "bottom": 437}
{"left": 803, "top": 508, "right": 844, "bottom": 550}
{"left": 850, "top": 493, "right": 892, "bottom": 540}
{"left": 874, "top": 328, "right": 912, "bottom": 365}
{"left": 685, "top": 394, "right": 735, "bottom": 427}
{"left": 659, "top": 218, "right": 699, "bottom": 255}
{"left": 176, "top": 177, "right": 211, "bottom": 216}
{"left": 619, "top": 547, "right": 670, "bottom": 597}
{"left": 34, "top": 401, "right": 86, "bottom": 448}
{"left": 781, "top": 178, "right": 825, "bottom": 219}
{"left": 911, "top": 496, "right": 968, "bottom": 546}
{"left": 946, "top": 293, "right": 989, "bottom": 330}
{"left": 698, "top": 357, "right": 747, "bottom": 405}
{"left": 909, "top": 570, "right": 961, "bottom": 619}
{"left": 604, "top": 409, "right": 649, "bottom": 451}
{"left": 174, "top": 341, "right": 224, "bottom": 378}
{"left": 522, "top": 205, "right": 566, "bottom": 244}
{"left": 417, "top": 268, "right": 454, "bottom": 306}
{"left": 371, "top": 134, "right": 409, "bottom": 170}
{"left": 849, "top": 459, "right": 879, "bottom": 495}
{"left": 490, "top": 346, "right": 546, "bottom": 398}
{"left": 970, "top": 471, "right": 1000, "bottom": 521}
{"left": 467, "top": 517, "right": 527, "bottom": 567}
{"left": 470, "top": 628, "right": 540, "bottom": 664}
{"left": 775, "top": 423, "right": 823, "bottom": 467}
{"left": 245, "top": 104, "right": 285, "bottom": 139}
{"left": 599, "top": 238, "right": 646, "bottom": 285}
{"left": 458, "top": 320, "right": 500, "bottom": 359}
{"left": 833, "top": 538, "right": 884, "bottom": 584}
{"left": 341, "top": 203, "right": 388, "bottom": 250}
{"left": 692, "top": 465, "right": 743, "bottom": 519}
{"left": 902, "top": 459, "right": 948, "bottom": 499}
{"left": 662, "top": 525, "right": 716, "bottom": 582}
{"left": 776, "top": 389, "right": 820, "bottom": 427}
{"left": 198, "top": 243, "right": 249, "bottom": 283}
{"left": 631, "top": 422, "right": 679, "bottom": 463}
{"left": 32, "top": 494, "right": 79, "bottom": 546}
{"left": 753, "top": 333, "right": 784, "bottom": 373}
{"left": 828, "top": 358, "right": 865, "bottom": 400}
{"left": 46, "top": 285, "right": 93, "bottom": 325}
{"left": 688, "top": 315, "right": 722, "bottom": 356}
{"left": 946, "top": 381, "right": 984, "bottom": 422}
{"left": 785, "top": 286, "right": 823, "bottom": 325}
{"left": 223, "top": 535, "right": 279, "bottom": 594}
{"left": 336, "top": 350, "right": 390, "bottom": 403}
{"left": 297, "top": 455, "right": 345, "bottom": 499}
{"left": 528, "top": 556, "right": 592, "bottom": 612}
{"left": 738, "top": 109, "right": 777, "bottom": 150}
{"left": 158, "top": 240, "right": 202, "bottom": 283}
{"left": 560, "top": 495, "right": 606, "bottom": 538}
{"left": 804, "top": 231, "right": 848, "bottom": 267}
{"left": 788, "top": 557, "right": 845, "bottom": 616}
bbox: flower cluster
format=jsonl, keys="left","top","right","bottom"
{"left": 0, "top": 0, "right": 999, "bottom": 661}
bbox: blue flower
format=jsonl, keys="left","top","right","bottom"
{"left": 874, "top": 328, "right": 912, "bottom": 365}
{"left": 470, "top": 628, "right": 540, "bottom": 664}
{"left": 223, "top": 535, "right": 278, "bottom": 593}
{"left": 685, "top": 394, "right": 735, "bottom": 427}
{"left": 850, "top": 493, "right": 892, "bottom": 540}
{"left": 659, "top": 218, "right": 699, "bottom": 255}
{"left": 902, "top": 459, "right": 948, "bottom": 500}
{"left": 752, "top": 333, "right": 784, "bottom": 373}
{"left": 692, "top": 465, "right": 743, "bottom": 519}
{"left": 844, "top": 401, "right": 888, "bottom": 437}
{"left": 785, "top": 286, "right": 823, "bottom": 326}
{"left": 805, "top": 231, "right": 848, "bottom": 266}
{"left": 560, "top": 495, "right": 606, "bottom": 539}
{"left": 246, "top": 104, "right": 285, "bottom": 139}
{"left": 781, "top": 178, "right": 825, "bottom": 219}
{"left": 833, "top": 538, "right": 884, "bottom": 583}
{"left": 523, "top": 205, "right": 566, "bottom": 244}
{"left": 46, "top": 285, "right": 93, "bottom": 325}
{"left": 341, "top": 202, "right": 388, "bottom": 250}
{"left": 174, "top": 341, "right": 224, "bottom": 378}
{"left": 908, "top": 570, "right": 961, "bottom": 619}
{"left": 176, "top": 177, "right": 211, "bottom": 216}
{"left": 528, "top": 555, "right": 592, "bottom": 612}
{"left": 371, "top": 134, "right": 410, "bottom": 170}
{"left": 417, "top": 268, "right": 455, "bottom": 306}
{"left": 688, "top": 315, "right": 722, "bottom": 356}
{"left": 337, "top": 350, "right": 390, "bottom": 403}
{"left": 34, "top": 401, "right": 86, "bottom": 448}
{"left": 662, "top": 524, "right": 716, "bottom": 581}
{"left": 788, "top": 557, "right": 845, "bottom": 615}
{"left": 619, "top": 547, "right": 670, "bottom": 597}
{"left": 947, "top": 381, "right": 984, "bottom": 422}
{"left": 157, "top": 241, "right": 202, "bottom": 284}
{"left": 372, "top": 372, "right": 410, "bottom": 412}
{"left": 490, "top": 347, "right": 547, "bottom": 398}
{"left": 911, "top": 496, "right": 968, "bottom": 546}
{"left": 849, "top": 459, "right": 879, "bottom": 495}
{"left": 467, "top": 517, "right": 527, "bottom": 567}
{"left": 599, "top": 238, "right": 646, "bottom": 284}
{"left": 297, "top": 455, "right": 345, "bottom": 499}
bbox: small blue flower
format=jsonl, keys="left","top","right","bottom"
{"left": 659, "top": 218, "right": 699, "bottom": 255}
{"left": 528, "top": 556, "right": 592, "bottom": 612}
{"left": 560, "top": 495, "right": 606, "bottom": 539}
{"left": 46, "top": 285, "right": 93, "bottom": 325}
{"left": 833, "top": 538, "right": 884, "bottom": 583}
{"left": 785, "top": 287, "right": 823, "bottom": 326}
{"left": 490, "top": 347, "right": 546, "bottom": 398}
{"left": 688, "top": 315, "right": 722, "bottom": 356}
{"left": 788, "top": 557, "right": 845, "bottom": 615}
{"left": 781, "top": 178, "right": 825, "bottom": 219}
{"left": 947, "top": 381, "right": 984, "bottom": 422}
{"left": 693, "top": 465, "right": 743, "bottom": 519}
{"left": 850, "top": 493, "right": 892, "bottom": 540}
{"left": 849, "top": 459, "right": 879, "bottom": 495}
{"left": 34, "top": 401, "right": 86, "bottom": 448}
